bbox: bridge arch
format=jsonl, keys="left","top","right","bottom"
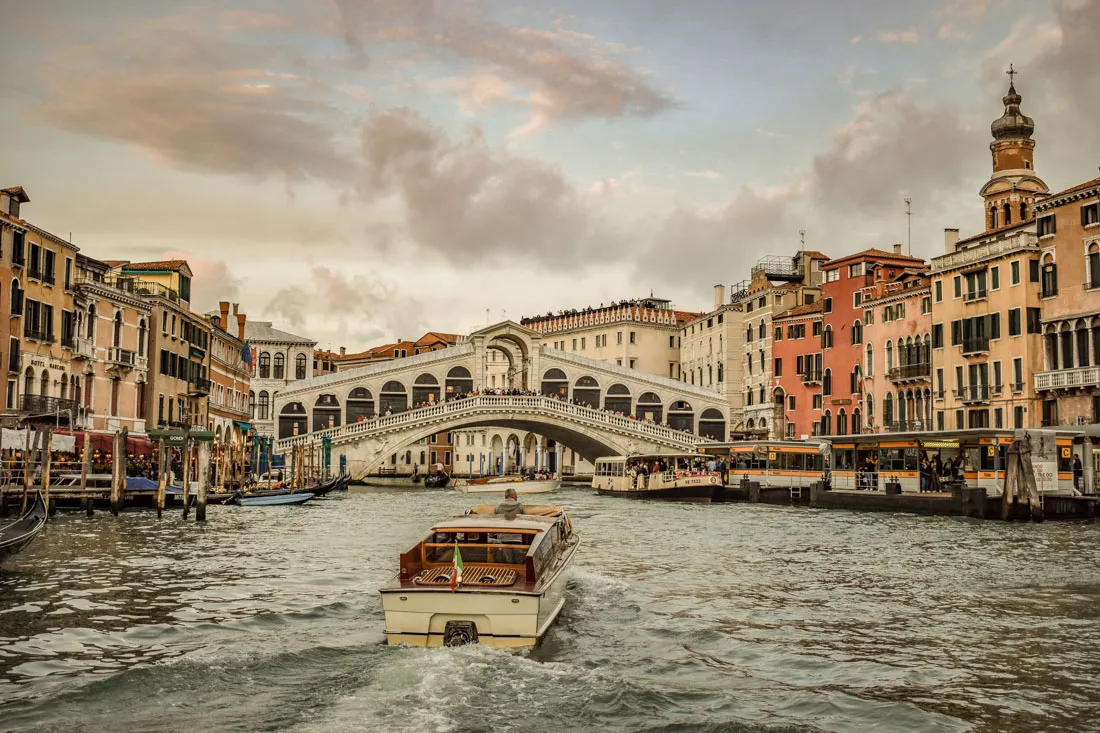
{"left": 313, "top": 394, "right": 341, "bottom": 431}
{"left": 445, "top": 366, "right": 473, "bottom": 398}
{"left": 699, "top": 408, "right": 726, "bottom": 440}
{"left": 637, "top": 392, "right": 662, "bottom": 423}
{"left": 412, "top": 373, "right": 440, "bottom": 406}
{"left": 668, "top": 400, "right": 694, "bottom": 432}
{"left": 604, "top": 383, "right": 631, "bottom": 414}
{"left": 380, "top": 380, "right": 408, "bottom": 415}
{"left": 573, "top": 376, "right": 600, "bottom": 407}
{"left": 540, "top": 368, "right": 568, "bottom": 398}
{"left": 279, "top": 402, "right": 307, "bottom": 439}
{"left": 346, "top": 387, "right": 374, "bottom": 423}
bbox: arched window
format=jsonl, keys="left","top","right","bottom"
{"left": 886, "top": 341, "right": 894, "bottom": 371}
{"left": 273, "top": 353, "right": 285, "bottom": 380}
{"left": 9, "top": 279, "right": 20, "bottom": 317}
{"left": 249, "top": 390, "right": 256, "bottom": 418}
{"left": 258, "top": 352, "right": 271, "bottom": 379}
{"left": 1088, "top": 243, "right": 1100, "bottom": 290}
{"left": 1020, "top": 201, "right": 1027, "bottom": 221}
{"left": 113, "top": 312, "right": 123, "bottom": 347}
{"left": 821, "top": 410, "right": 832, "bottom": 436}
{"left": 865, "top": 343, "right": 874, "bottom": 376}
{"left": 87, "top": 305, "right": 96, "bottom": 339}
{"left": 884, "top": 393, "right": 894, "bottom": 426}
{"left": 746, "top": 326, "right": 753, "bottom": 343}
{"left": 758, "top": 321, "right": 765, "bottom": 339}
{"left": 39, "top": 369, "right": 49, "bottom": 397}
{"left": 838, "top": 409, "right": 848, "bottom": 436}
{"left": 823, "top": 326, "right": 833, "bottom": 349}
{"left": 23, "top": 367, "right": 33, "bottom": 397}
{"left": 295, "top": 353, "right": 307, "bottom": 380}
{"left": 823, "top": 369, "right": 832, "bottom": 396}
{"left": 138, "top": 319, "right": 147, "bottom": 357}
{"left": 1041, "top": 253, "right": 1057, "bottom": 297}
{"left": 852, "top": 408, "right": 861, "bottom": 435}
{"left": 991, "top": 205, "right": 999, "bottom": 229}
{"left": 866, "top": 394, "right": 874, "bottom": 426}
{"left": 257, "top": 391, "right": 270, "bottom": 420}
{"left": 1003, "top": 202, "right": 1012, "bottom": 226}
{"left": 852, "top": 320, "right": 862, "bottom": 344}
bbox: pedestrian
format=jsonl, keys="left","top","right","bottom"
{"left": 1073, "top": 454, "right": 1083, "bottom": 491}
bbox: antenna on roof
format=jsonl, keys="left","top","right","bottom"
{"left": 799, "top": 229, "right": 806, "bottom": 247}
{"left": 904, "top": 198, "right": 912, "bottom": 256}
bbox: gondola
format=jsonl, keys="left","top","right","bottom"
{"left": 233, "top": 491, "right": 314, "bottom": 506}
{"left": 307, "top": 475, "right": 342, "bottom": 498}
{"left": 423, "top": 473, "right": 450, "bottom": 489}
{"left": 1, "top": 492, "right": 48, "bottom": 566}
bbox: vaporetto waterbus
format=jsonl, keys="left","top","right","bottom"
{"left": 698, "top": 429, "right": 1084, "bottom": 496}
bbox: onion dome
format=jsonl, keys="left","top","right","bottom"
{"left": 991, "top": 80, "right": 1034, "bottom": 141}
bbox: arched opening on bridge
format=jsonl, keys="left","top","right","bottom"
{"left": 486, "top": 332, "right": 531, "bottom": 390}
{"left": 505, "top": 433, "right": 521, "bottom": 473}
{"left": 573, "top": 376, "right": 600, "bottom": 408}
{"left": 524, "top": 433, "right": 538, "bottom": 470}
{"left": 445, "top": 366, "right": 473, "bottom": 398}
{"left": 699, "top": 408, "right": 726, "bottom": 440}
{"left": 668, "top": 400, "right": 694, "bottom": 432}
{"left": 412, "top": 373, "right": 440, "bottom": 406}
{"left": 278, "top": 402, "right": 307, "bottom": 439}
{"left": 313, "top": 394, "right": 341, "bottom": 432}
{"left": 637, "top": 392, "right": 662, "bottom": 423}
{"left": 490, "top": 434, "right": 504, "bottom": 475}
{"left": 604, "top": 383, "right": 631, "bottom": 415}
{"left": 380, "top": 381, "right": 408, "bottom": 415}
{"left": 347, "top": 387, "right": 375, "bottom": 422}
{"left": 540, "top": 368, "right": 568, "bottom": 398}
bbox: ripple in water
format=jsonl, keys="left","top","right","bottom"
{"left": 0, "top": 488, "right": 1098, "bottom": 732}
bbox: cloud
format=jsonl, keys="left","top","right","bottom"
{"left": 938, "top": 24, "right": 970, "bottom": 41}
{"left": 684, "top": 170, "right": 723, "bottom": 179}
{"left": 876, "top": 29, "right": 920, "bottom": 44}
{"left": 173, "top": 257, "right": 243, "bottom": 314}
{"left": 849, "top": 35, "right": 861, "bottom": 45}
{"left": 755, "top": 127, "right": 785, "bottom": 138}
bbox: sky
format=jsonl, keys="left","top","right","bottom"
{"left": 2, "top": 0, "right": 1098, "bottom": 352}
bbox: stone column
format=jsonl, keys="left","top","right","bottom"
{"left": 555, "top": 444, "right": 563, "bottom": 478}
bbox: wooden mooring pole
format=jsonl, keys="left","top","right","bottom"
{"left": 181, "top": 430, "right": 193, "bottom": 519}
{"left": 80, "top": 430, "right": 92, "bottom": 517}
{"left": 156, "top": 439, "right": 166, "bottom": 519}
{"left": 196, "top": 440, "right": 210, "bottom": 522}
{"left": 41, "top": 428, "right": 53, "bottom": 517}
{"left": 110, "top": 428, "right": 128, "bottom": 516}
{"left": 22, "top": 428, "right": 37, "bottom": 514}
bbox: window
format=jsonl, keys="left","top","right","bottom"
{"left": 296, "top": 353, "right": 307, "bottom": 380}
{"left": 826, "top": 269, "right": 839, "bottom": 283}
{"left": 774, "top": 358, "right": 782, "bottom": 377}
{"left": 1083, "top": 202, "right": 1100, "bottom": 227}
{"left": 629, "top": 331, "right": 636, "bottom": 344}
{"left": 921, "top": 297, "right": 931, "bottom": 315}
{"left": 788, "top": 395, "right": 796, "bottom": 410}
{"left": 813, "top": 394, "right": 823, "bottom": 410}
{"left": 1037, "top": 214, "right": 1057, "bottom": 237}
{"left": 953, "top": 275, "right": 961, "bottom": 299}
{"left": 1011, "top": 260, "right": 1021, "bottom": 285}
{"left": 572, "top": 338, "right": 577, "bottom": 350}
{"left": 669, "top": 335, "right": 676, "bottom": 348}
{"left": 1014, "top": 405, "right": 1024, "bottom": 429}
{"left": 616, "top": 331, "right": 623, "bottom": 345}
{"left": 273, "top": 353, "right": 285, "bottom": 379}
{"left": 864, "top": 309, "right": 873, "bottom": 325}
{"left": 823, "top": 297, "right": 833, "bottom": 314}
{"left": 581, "top": 337, "right": 586, "bottom": 349}
{"left": 936, "top": 411, "right": 944, "bottom": 431}
{"left": 1089, "top": 243, "right": 1100, "bottom": 289}
{"left": 1040, "top": 255, "right": 1057, "bottom": 298}
{"left": 865, "top": 343, "right": 874, "bottom": 376}
{"left": 851, "top": 320, "right": 862, "bottom": 344}
{"left": 758, "top": 322, "right": 765, "bottom": 340}
{"left": 991, "top": 266, "right": 1000, "bottom": 290}
{"left": 812, "top": 322, "right": 821, "bottom": 337}
{"left": 934, "top": 280, "right": 942, "bottom": 302}
{"left": 993, "top": 361, "right": 1003, "bottom": 391}
{"left": 823, "top": 369, "right": 832, "bottom": 396}
{"left": 774, "top": 327, "right": 782, "bottom": 342}
{"left": 1029, "top": 259, "right": 1040, "bottom": 283}
{"left": 1013, "top": 357, "right": 1024, "bottom": 391}
{"left": 853, "top": 291, "right": 862, "bottom": 307}
{"left": 849, "top": 263, "right": 864, "bottom": 277}
{"left": 955, "top": 410, "right": 964, "bottom": 430}
{"left": 257, "top": 391, "right": 270, "bottom": 420}
{"left": 258, "top": 352, "right": 270, "bottom": 379}
{"left": 1026, "top": 307, "right": 1042, "bottom": 334}
{"left": 746, "top": 327, "right": 753, "bottom": 343}
{"left": 936, "top": 368, "right": 944, "bottom": 398}
{"left": 1008, "top": 308, "right": 1022, "bottom": 336}
{"left": 629, "top": 358, "right": 636, "bottom": 369}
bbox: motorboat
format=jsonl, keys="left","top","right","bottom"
{"left": 452, "top": 475, "right": 558, "bottom": 494}
{"left": 592, "top": 453, "right": 719, "bottom": 502}
{"left": 1, "top": 492, "right": 47, "bottom": 566}
{"left": 379, "top": 504, "right": 579, "bottom": 648}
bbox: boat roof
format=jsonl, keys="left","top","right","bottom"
{"left": 595, "top": 452, "right": 702, "bottom": 462}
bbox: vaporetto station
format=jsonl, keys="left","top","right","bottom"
{"left": 273, "top": 322, "right": 729, "bottom": 480}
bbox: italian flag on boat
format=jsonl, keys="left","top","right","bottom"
{"left": 450, "top": 542, "right": 464, "bottom": 592}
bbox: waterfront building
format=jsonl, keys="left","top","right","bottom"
{"left": 930, "top": 76, "right": 1051, "bottom": 432}
{"left": 679, "top": 285, "right": 745, "bottom": 432}
{"left": 206, "top": 302, "right": 251, "bottom": 446}
{"left": 0, "top": 186, "right": 28, "bottom": 424}
{"left": 735, "top": 251, "right": 829, "bottom": 438}
{"left": 859, "top": 262, "right": 933, "bottom": 433}
{"left": 325, "top": 333, "right": 459, "bottom": 372}
{"left": 521, "top": 296, "right": 694, "bottom": 381}
{"left": 0, "top": 186, "right": 81, "bottom": 427}
{"left": 108, "top": 261, "right": 211, "bottom": 431}
{"left": 71, "top": 255, "right": 152, "bottom": 435}
{"left": 772, "top": 301, "right": 823, "bottom": 438}
{"left": 1030, "top": 177, "right": 1100, "bottom": 426}
{"left": 244, "top": 321, "right": 316, "bottom": 438}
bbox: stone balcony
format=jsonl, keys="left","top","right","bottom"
{"left": 1035, "top": 366, "right": 1100, "bottom": 392}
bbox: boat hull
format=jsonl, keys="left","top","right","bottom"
{"left": 0, "top": 493, "right": 48, "bottom": 566}
{"left": 596, "top": 484, "right": 713, "bottom": 502}
{"left": 237, "top": 492, "right": 314, "bottom": 506}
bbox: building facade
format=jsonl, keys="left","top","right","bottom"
{"left": 680, "top": 285, "right": 745, "bottom": 432}
{"left": 244, "top": 321, "right": 316, "bottom": 438}
{"left": 860, "top": 264, "right": 932, "bottom": 433}
{"left": 772, "top": 302, "right": 823, "bottom": 438}
{"left": 206, "top": 301, "right": 251, "bottom": 445}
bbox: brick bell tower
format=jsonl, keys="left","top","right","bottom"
{"left": 978, "top": 65, "right": 1049, "bottom": 231}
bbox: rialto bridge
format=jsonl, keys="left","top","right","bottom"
{"left": 272, "top": 322, "right": 729, "bottom": 479}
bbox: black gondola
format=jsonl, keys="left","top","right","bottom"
{"left": 1, "top": 492, "right": 47, "bottom": 566}
{"left": 334, "top": 473, "right": 350, "bottom": 491}
{"left": 308, "top": 475, "right": 342, "bottom": 497}
{"left": 423, "top": 473, "right": 450, "bottom": 489}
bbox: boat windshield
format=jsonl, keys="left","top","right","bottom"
{"left": 424, "top": 530, "right": 533, "bottom": 565}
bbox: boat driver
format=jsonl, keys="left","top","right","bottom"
{"left": 494, "top": 488, "right": 526, "bottom": 518}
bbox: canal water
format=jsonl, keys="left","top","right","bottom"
{"left": 1, "top": 488, "right": 1097, "bottom": 733}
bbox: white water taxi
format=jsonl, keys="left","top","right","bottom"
{"left": 593, "top": 453, "right": 720, "bottom": 502}
{"left": 452, "top": 475, "right": 558, "bottom": 494}
{"left": 379, "top": 505, "right": 579, "bottom": 648}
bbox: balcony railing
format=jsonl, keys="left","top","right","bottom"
{"left": 962, "top": 337, "right": 990, "bottom": 355}
{"left": 109, "top": 346, "right": 137, "bottom": 367}
{"left": 23, "top": 327, "right": 56, "bottom": 344}
{"left": 188, "top": 378, "right": 211, "bottom": 396}
{"left": 61, "top": 335, "right": 75, "bottom": 349}
{"left": 963, "top": 289, "right": 988, "bottom": 303}
{"left": 72, "top": 336, "right": 94, "bottom": 360}
{"left": 1040, "top": 287, "right": 1058, "bottom": 299}
{"left": 956, "top": 385, "right": 991, "bottom": 403}
{"left": 887, "top": 419, "right": 928, "bottom": 432}
{"left": 887, "top": 363, "right": 931, "bottom": 382}
{"left": 80, "top": 274, "right": 182, "bottom": 303}
{"left": 20, "top": 394, "right": 81, "bottom": 420}
{"left": 1012, "top": 381, "right": 1025, "bottom": 393}
{"left": 801, "top": 369, "right": 823, "bottom": 385}
{"left": 1035, "top": 366, "right": 1100, "bottom": 392}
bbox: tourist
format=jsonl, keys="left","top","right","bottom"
{"left": 1073, "top": 454, "right": 1083, "bottom": 491}
{"left": 494, "top": 488, "right": 526, "bottom": 517}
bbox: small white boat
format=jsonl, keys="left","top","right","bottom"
{"left": 452, "top": 476, "right": 559, "bottom": 494}
{"left": 379, "top": 504, "right": 579, "bottom": 648}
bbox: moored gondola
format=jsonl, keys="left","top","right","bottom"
{"left": 423, "top": 473, "right": 450, "bottom": 489}
{"left": 1, "top": 492, "right": 48, "bottom": 566}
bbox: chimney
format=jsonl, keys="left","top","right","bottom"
{"left": 232, "top": 303, "right": 239, "bottom": 315}
{"left": 944, "top": 228, "right": 960, "bottom": 253}
{"left": 892, "top": 243, "right": 903, "bottom": 255}
{"left": 236, "top": 312, "right": 247, "bottom": 342}
{"left": 218, "top": 301, "right": 230, "bottom": 331}
{"left": 340, "top": 346, "right": 346, "bottom": 356}
{"left": 713, "top": 284, "right": 725, "bottom": 309}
